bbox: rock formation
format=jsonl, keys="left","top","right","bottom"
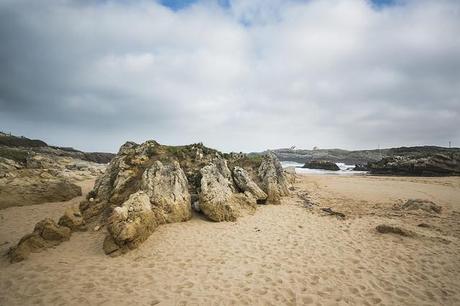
{"left": 8, "top": 140, "right": 291, "bottom": 262}
{"left": 198, "top": 162, "right": 257, "bottom": 222}
{"left": 258, "top": 152, "right": 290, "bottom": 204}
{"left": 232, "top": 166, "right": 267, "bottom": 203}
{"left": 8, "top": 218, "right": 71, "bottom": 263}
{"left": 302, "top": 160, "right": 340, "bottom": 171}
{"left": 368, "top": 154, "right": 460, "bottom": 176}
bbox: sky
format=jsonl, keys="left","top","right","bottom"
{"left": 0, "top": 0, "right": 459, "bottom": 153}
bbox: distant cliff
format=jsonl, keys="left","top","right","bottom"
{"left": 255, "top": 146, "right": 460, "bottom": 165}
{"left": 0, "top": 134, "right": 115, "bottom": 164}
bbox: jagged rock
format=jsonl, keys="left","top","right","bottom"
{"left": 354, "top": 164, "right": 369, "bottom": 171}
{"left": 232, "top": 166, "right": 267, "bottom": 203}
{"left": 105, "top": 191, "right": 158, "bottom": 254}
{"left": 141, "top": 161, "right": 191, "bottom": 223}
{"left": 58, "top": 207, "right": 87, "bottom": 231}
{"left": 8, "top": 218, "right": 71, "bottom": 263}
{"left": 258, "top": 152, "right": 290, "bottom": 204}
{"left": 369, "top": 154, "right": 460, "bottom": 176}
{"left": 302, "top": 160, "right": 340, "bottom": 171}
{"left": 402, "top": 199, "right": 442, "bottom": 214}
{"left": 199, "top": 163, "right": 256, "bottom": 222}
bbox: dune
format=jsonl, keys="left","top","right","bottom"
{"left": 1, "top": 175, "right": 459, "bottom": 305}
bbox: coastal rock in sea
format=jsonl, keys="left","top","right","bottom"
{"left": 258, "top": 152, "right": 290, "bottom": 204}
{"left": 58, "top": 206, "right": 87, "bottom": 231}
{"left": 8, "top": 218, "right": 71, "bottom": 263}
{"left": 302, "top": 160, "right": 340, "bottom": 171}
{"left": 199, "top": 163, "right": 257, "bottom": 222}
{"left": 104, "top": 191, "right": 158, "bottom": 255}
{"left": 353, "top": 164, "right": 369, "bottom": 171}
{"left": 141, "top": 161, "right": 191, "bottom": 224}
{"left": 368, "top": 154, "right": 460, "bottom": 176}
{"left": 401, "top": 199, "right": 442, "bottom": 214}
{"left": 232, "top": 166, "right": 267, "bottom": 203}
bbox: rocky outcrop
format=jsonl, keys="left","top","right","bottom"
{"left": 0, "top": 174, "right": 82, "bottom": 209}
{"left": 369, "top": 154, "right": 460, "bottom": 176}
{"left": 232, "top": 166, "right": 267, "bottom": 203}
{"left": 302, "top": 160, "right": 340, "bottom": 171}
{"left": 199, "top": 163, "right": 257, "bottom": 222}
{"left": 8, "top": 218, "right": 71, "bottom": 263}
{"left": 9, "top": 140, "right": 290, "bottom": 261}
{"left": 104, "top": 191, "right": 158, "bottom": 255}
{"left": 258, "top": 152, "right": 290, "bottom": 204}
{"left": 58, "top": 206, "right": 87, "bottom": 231}
{"left": 353, "top": 164, "right": 369, "bottom": 171}
{"left": 141, "top": 161, "right": 191, "bottom": 224}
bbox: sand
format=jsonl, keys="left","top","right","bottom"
{"left": 1, "top": 175, "right": 459, "bottom": 305}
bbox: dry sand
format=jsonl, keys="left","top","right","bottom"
{"left": 1, "top": 175, "right": 459, "bottom": 305}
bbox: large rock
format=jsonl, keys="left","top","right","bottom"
{"left": 104, "top": 191, "right": 158, "bottom": 255}
{"left": 141, "top": 161, "right": 191, "bottom": 223}
{"left": 8, "top": 218, "right": 71, "bottom": 263}
{"left": 302, "top": 160, "right": 340, "bottom": 171}
{"left": 258, "top": 152, "right": 290, "bottom": 204}
{"left": 199, "top": 163, "right": 256, "bottom": 222}
{"left": 58, "top": 206, "right": 87, "bottom": 231}
{"left": 232, "top": 166, "right": 267, "bottom": 203}
{"left": 0, "top": 173, "right": 82, "bottom": 209}
{"left": 369, "top": 154, "right": 460, "bottom": 176}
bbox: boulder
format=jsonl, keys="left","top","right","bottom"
{"left": 58, "top": 206, "right": 87, "bottom": 231}
{"left": 302, "top": 160, "right": 340, "bottom": 171}
{"left": 401, "top": 199, "right": 442, "bottom": 214}
{"left": 141, "top": 161, "right": 191, "bottom": 223}
{"left": 199, "top": 163, "right": 256, "bottom": 222}
{"left": 8, "top": 218, "right": 71, "bottom": 263}
{"left": 353, "top": 164, "right": 369, "bottom": 171}
{"left": 105, "top": 191, "right": 158, "bottom": 255}
{"left": 258, "top": 152, "right": 290, "bottom": 204}
{"left": 232, "top": 166, "right": 267, "bottom": 203}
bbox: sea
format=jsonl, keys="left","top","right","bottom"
{"left": 280, "top": 161, "right": 368, "bottom": 176}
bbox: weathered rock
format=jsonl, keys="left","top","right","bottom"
{"left": 35, "top": 218, "right": 72, "bottom": 241}
{"left": 302, "top": 160, "right": 340, "bottom": 171}
{"left": 8, "top": 218, "right": 71, "bottom": 263}
{"left": 141, "top": 161, "right": 191, "bottom": 223}
{"left": 105, "top": 191, "right": 158, "bottom": 254}
{"left": 199, "top": 163, "right": 256, "bottom": 222}
{"left": 0, "top": 174, "right": 82, "bottom": 209}
{"left": 376, "top": 224, "right": 414, "bottom": 237}
{"left": 258, "top": 152, "right": 290, "bottom": 204}
{"left": 369, "top": 154, "right": 460, "bottom": 176}
{"left": 232, "top": 166, "right": 267, "bottom": 203}
{"left": 58, "top": 207, "right": 87, "bottom": 231}
{"left": 353, "top": 164, "right": 369, "bottom": 171}
{"left": 402, "top": 199, "right": 442, "bottom": 214}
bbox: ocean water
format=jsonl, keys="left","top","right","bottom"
{"left": 281, "top": 161, "right": 368, "bottom": 176}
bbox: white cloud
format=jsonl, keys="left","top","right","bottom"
{"left": 0, "top": 0, "right": 459, "bottom": 152}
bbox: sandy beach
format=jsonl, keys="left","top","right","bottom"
{"left": 1, "top": 174, "right": 459, "bottom": 305}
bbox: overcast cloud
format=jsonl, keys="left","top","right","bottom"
{"left": 0, "top": 0, "right": 459, "bottom": 152}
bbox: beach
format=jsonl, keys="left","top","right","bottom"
{"left": 1, "top": 174, "right": 459, "bottom": 305}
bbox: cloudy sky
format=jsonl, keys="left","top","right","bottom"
{"left": 1, "top": 0, "right": 459, "bottom": 153}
